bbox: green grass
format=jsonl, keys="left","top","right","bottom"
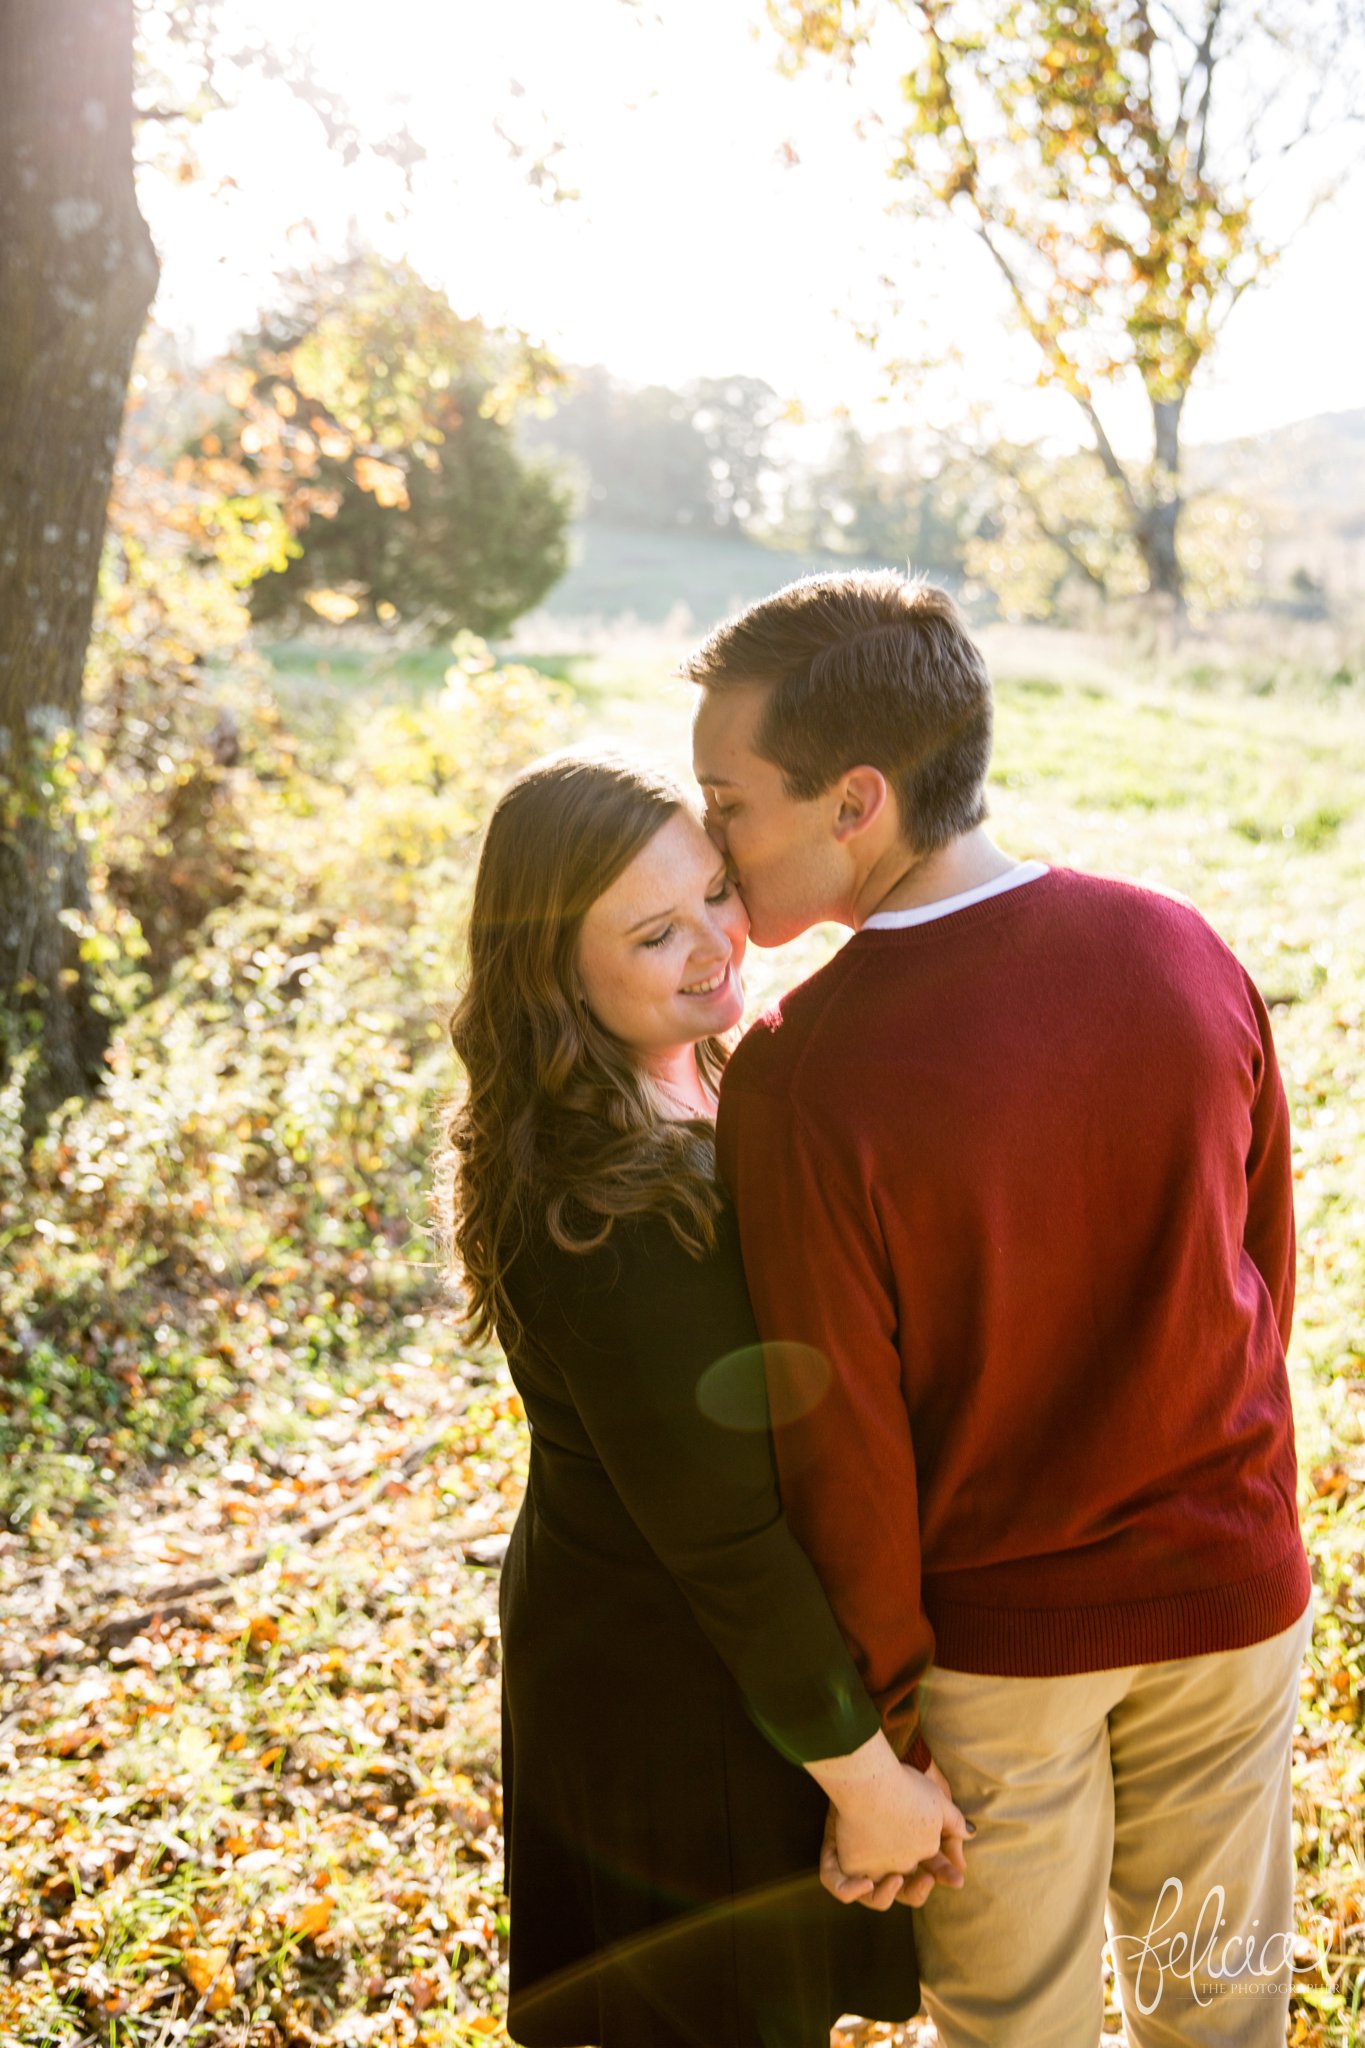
{"left": 530, "top": 521, "right": 887, "bottom": 627}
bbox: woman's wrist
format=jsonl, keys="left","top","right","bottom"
{"left": 802, "top": 1726, "right": 905, "bottom": 1810}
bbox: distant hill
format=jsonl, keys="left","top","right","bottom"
{"left": 1190, "top": 408, "right": 1365, "bottom": 603}
{"left": 1191, "top": 408, "right": 1365, "bottom": 517}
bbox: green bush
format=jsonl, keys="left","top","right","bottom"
{"left": 0, "top": 640, "right": 576, "bottom": 1528}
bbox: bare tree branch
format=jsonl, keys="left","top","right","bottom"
{"left": 911, "top": 7, "right": 1147, "bottom": 516}
{"left": 1190, "top": 0, "right": 1225, "bottom": 179}
{"left": 972, "top": 225, "right": 1142, "bottom": 518}
{"left": 1000, "top": 457, "right": 1115, "bottom": 595}
{"left": 1207, "top": 139, "right": 1365, "bottom": 338}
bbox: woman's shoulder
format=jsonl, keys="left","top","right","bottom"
{"left": 522, "top": 1194, "right": 739, "bottom": 1289}
{"left": 505, "top": 1195, "right": 758, "bottom": 1388}
{"left": 504, "top": 1194, "right": 744, "bottom": 1341}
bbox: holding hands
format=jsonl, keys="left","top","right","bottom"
{"left": 804, "top": 1734, "right": 972, "bottom": 1913}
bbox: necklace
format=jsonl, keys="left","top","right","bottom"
{"left": 653, "top": 1072, "right": 717, "bottom": 1121}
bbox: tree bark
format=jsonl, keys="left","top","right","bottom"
{"left": 1135, "top": 394, "right": 1186, "bottom": 611}
{"left": 0, "top": 0, "right": 159, "bottom": 1121}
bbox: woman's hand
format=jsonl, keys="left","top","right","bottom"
{"left": 818, "top": 1761, "right": 965, "bottom": 1900}
{"left": 837, "top": 1758, "right": 967, "bottom": 1881}
{"left": 803, "top": 1727, "right": 972, "bottom": 1910}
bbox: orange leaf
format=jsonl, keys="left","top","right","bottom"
{"left": 182, "top": 1947, "right": 234, "bottom": 2011}
{"left": 294, "top": 1898, "right": 332, "bottom": 1940}
{"left": 353, "top": 455, "right": 410, "bottom": 509}
{"left": 47, "top": 1726, "right": 106, "bottom": 1757}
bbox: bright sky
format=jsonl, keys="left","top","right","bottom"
{"left": 144, "top": 0, "right": 1365, "bottom": 454}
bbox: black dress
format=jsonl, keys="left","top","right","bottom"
{"left": 497, "top": 1202, "right": 920, "bottom": 2048}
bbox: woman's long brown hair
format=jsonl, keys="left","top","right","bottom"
{"left": 433, "top": 754, "right": 730, "bottom": 1349}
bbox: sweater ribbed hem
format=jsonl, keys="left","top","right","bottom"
{"left": 924, "top": 1544, "right": 1313, "bottom": 1677}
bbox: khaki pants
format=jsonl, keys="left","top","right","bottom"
{"left": 912, "top": 1599, "right": 1314, "bottom": 2048}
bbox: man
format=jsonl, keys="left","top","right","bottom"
{"left": 686, "top": 570, "right": 1313, "bottom": 2048}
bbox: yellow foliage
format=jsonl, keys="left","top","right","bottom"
{"left": 353, "top": 456, "right": 410, "bottom": 510}
{"left": 305, "top": 589, "right": 362, "bottom": 624}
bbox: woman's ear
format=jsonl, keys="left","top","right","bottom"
{"left": 832, "top": 766, "right": 890, "bottom": 845}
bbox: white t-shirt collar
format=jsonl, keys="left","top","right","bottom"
{"left": 861, "top": 861, "right": 1049, "bottom": 931}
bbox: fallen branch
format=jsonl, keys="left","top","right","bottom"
{"left": 87, "top": 1392, "right": 481, "bottom": 1652}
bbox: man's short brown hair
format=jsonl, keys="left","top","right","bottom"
{"left": 682, "top": 570, "right": 993, "bottom": 854}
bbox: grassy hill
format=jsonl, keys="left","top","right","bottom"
{"left": 514, "top": 519, "right": 902, "bottom": 632}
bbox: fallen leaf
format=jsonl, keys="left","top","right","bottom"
{"left": 409, "top": 1971, "right": 439, "bottom": 2012}
{"left": 294, "top": 1898, "right": 332, "bottom": 1939}
{"left": 181, "top": 1946, "right": 234, "bottom": 2011}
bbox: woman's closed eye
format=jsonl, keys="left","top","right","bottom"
{"left": 638, "top": 880, "right": 733, "bottom": 949}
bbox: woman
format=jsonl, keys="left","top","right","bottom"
{"left": 435, "top": 755, "right": 962, "bottom": 2048}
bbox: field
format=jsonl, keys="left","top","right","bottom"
{"left": 515, "top": 522, "right": 897, "bottom": 632}
{"left": 1, "top": 626, "right": 1361, "bottom": 2046}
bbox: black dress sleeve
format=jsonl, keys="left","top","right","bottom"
{"left": 522, "top": 1207, "right": 882, "bottom": 1767}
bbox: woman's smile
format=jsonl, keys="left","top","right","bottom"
{"left": 680, "top": 962, "right": 733, "bottom": 997}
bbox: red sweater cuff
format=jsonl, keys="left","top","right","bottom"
{"left": 897, "top": 1726, "right": 933, "bottom": 1773}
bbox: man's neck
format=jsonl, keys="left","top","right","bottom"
{"left": 851, "top": 829, "right": 1019, "bottom": 929}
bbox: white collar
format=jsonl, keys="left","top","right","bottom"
{"left": 861, "top": 861, "right": 1049, "bottom": 931}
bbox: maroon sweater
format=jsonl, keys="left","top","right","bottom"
{"left": 716, "top": 866, "right": 1311, "bottom": 1767}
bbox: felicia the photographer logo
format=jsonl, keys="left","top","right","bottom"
{"left": 1109, "top": 1879, "right": 1301, "bottom": 2014}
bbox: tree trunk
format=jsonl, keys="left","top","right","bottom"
{"left": 1135, "top": 394, "right": 1185, "bottom": 612}
{"left": 0, "top": 0, "right": 159, "bottom": 1123}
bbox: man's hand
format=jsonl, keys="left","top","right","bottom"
{"left": 818, "top": 1760, "right": 972, "bottom": 1911}
{"left": 910, "top": 1758, "right": 969, "bottom": 1893}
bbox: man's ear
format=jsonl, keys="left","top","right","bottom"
{"left": 832, "top": 766, "right": 891, "bottom": 845}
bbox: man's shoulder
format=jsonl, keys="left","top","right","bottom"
{"left": 1027, "top": 868, "right": 1265, "bottom": 1023}
{"left": 1051, "top": 864, "right": 1235, "bottom": 954}
{"left": 723, "top": 943, "right": 862, "bottom": 1099}
{"left": 721, "top": 868, "right": 1248, "bottom": 1103}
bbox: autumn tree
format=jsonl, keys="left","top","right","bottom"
{"left": 769, "top": 0, "right": 1365, "bottom": 609}
{"left": 232, "top": 258, "right": 571, "bottom": 636}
